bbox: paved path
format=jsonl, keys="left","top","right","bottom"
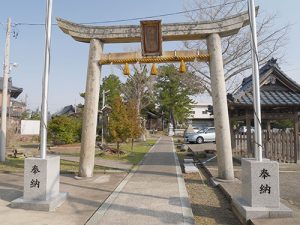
{"left": 0, "top": 173, "right": 127, "bottom": 225}
{"left": 86, "top": 137, "right": 194, "bottom": 225}
{"left": 60, "top": 156, "right": 133, "bottom": 171}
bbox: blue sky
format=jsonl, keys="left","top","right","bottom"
{"left": 0, "top": 0, "right": 299, "bottom": 113}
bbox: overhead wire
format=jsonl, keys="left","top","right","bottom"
{"left": 284, "top": 67, "right": 300, "bottom": 72}
{"left": 11, "top": 0, "right": 244, "bottom": 27}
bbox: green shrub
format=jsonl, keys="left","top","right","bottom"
{"left": 48, "top": 116, "right": 81, "bottom": 145}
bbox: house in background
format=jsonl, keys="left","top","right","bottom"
{"left": 52, "top": 105, "right": 76, "bottom": 117}
{"left": 9, "top": 100, "right": 26, "bottom": 118}
{"left": 0, "top": 77, "right": 26, "bottom": 144}
{"left": 145, "top": 111, "right": 163, "bottom": 131}
{"left": 0, "top": 77, "right": 24, "bottom": 118}
{"left": 0, "top": 77, "right": 25, "bottom": 121}
{"left": 188, "top": 103, "right": 214, "bottom": 129}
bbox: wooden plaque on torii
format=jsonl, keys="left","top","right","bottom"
{"left": 140, "top": 20, "right": 162, "bottom": 56}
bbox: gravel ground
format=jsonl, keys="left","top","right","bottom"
{"left": 184, "top": 169, "right": 241, "bottom": 225}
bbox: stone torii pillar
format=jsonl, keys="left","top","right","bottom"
{"left": 207, "top": 33, "right": 234, "bottom": 180}
{"left": 57, "top": 9, "right": 255, "bottom": 178}
{"left": 79, "top": 39, "right": 103, "bottom": 177}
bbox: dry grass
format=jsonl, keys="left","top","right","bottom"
{"left": 96, "top": 139, "right": 157, "bottom": 165}
{"left": 184, "top": 170, "right": 241, "bottom": 225}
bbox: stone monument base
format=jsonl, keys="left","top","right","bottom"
{"left": 11, "top": 156, "right": 67, "bottom": 211}
{"left": 212, "top": 177, "right": 238, "bottom": 183}
{"left": 11, "top": 192, "right": 67, "bottom": 211}
{"left": 232, "top": 198, "right": 292, "bottom": 223}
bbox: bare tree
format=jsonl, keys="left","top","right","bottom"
{"left": 121, "top": 63, "right": 155, "bottom": 140}
{"left": 183, "top": 0, "right": 289, "bottom": 94}
{"left": 121, "top": 63, "right": 155, "bottom": 114}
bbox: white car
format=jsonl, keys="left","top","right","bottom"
{"left": 185, "top": 127, "right": 216, "bottom": 144}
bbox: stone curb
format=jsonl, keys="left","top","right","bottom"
{"left": 85, "top": 137, "right": 161, "bottom": 225}
{"left": 186, "top": 146, "right": 243, "bottom": 220}
{"left": 172, "top": 138, "right": 195, "bottom": 225}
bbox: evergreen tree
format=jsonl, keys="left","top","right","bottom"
{"left": 48, "top": 116, "right": 81, "bottom": 145}
{"left": 155, "top": 64, "right": 204, "bottom": 128}
{"left": 80, "top": 74, "right": 122, "bottom": 109}
{"left": 96, "top": 74, "right": 122, "bottom": 140}
{"left": 99, "top": 74, "right": 122, "bottom": 107}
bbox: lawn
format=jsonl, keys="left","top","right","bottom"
{"left": 0, "top": 157, "right": 25, "bottom": 173}
{"left": 0, "top": 158, "right": 108, "bottom": 174}
{"left": 0, "top": 138, "right": 158, "bottom": 173}
{"left": 96, "top": 138, "right": 157, "bottom": 165}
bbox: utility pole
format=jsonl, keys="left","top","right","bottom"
{"left": 0, "top": 17, "right": 11, "bottom": 162}
{"left": 248, "top": 0, "right": 262, "bottom": 162}
{"left": 101, "top": 90, "right": 105, "bottom": 146}
{"left": 40, "top": 0, "right": 53, "bottom": 159}
{"left": 101, "top": 89, "right": 109, "bottom": 146}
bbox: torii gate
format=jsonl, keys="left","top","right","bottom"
{"left": 57, "top": 10, "right": 253, "bottom": 179}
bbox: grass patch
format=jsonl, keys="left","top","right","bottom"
{"left": 0, "top": 157, "right": 25, "bottom": 173}
{"left": 176, "top": 151, "right": 187, "bottom": 162}
{"left": 96, "top": 138, "right": 157, "bottom": 165}
{"left": 193, "top": 151, "right": 207, "bottom": 160}
{"left": 60, "top": 160, "right": 109, "bottom": 174}
{"left": 0, "top": 158, "right": 109, "bottom": 174}
{"left": 50, "top": 151, "right": 81, "bottom": 157}
{"left": 1, "top": 138, "right": 158, "bottom": 173}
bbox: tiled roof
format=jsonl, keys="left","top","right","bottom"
{"left": 238, "top": 58, "right": 300, "bottom": 94}
{"left": 0, "top": 77, "right": 23, "bottom": 98}
{"left": 53, "top": 105, "right": 75, "bottom": 116}
{"left": 229, "top": 58, "right": 300, "bottom": 106}
{"left": 232, "top": 90, "right": 300, "bottom": 106}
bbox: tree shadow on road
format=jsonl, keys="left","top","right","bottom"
{"left": 0, "top": 188, "right": 22, "bottom": 202}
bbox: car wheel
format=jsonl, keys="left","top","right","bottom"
{"left": 196, "top": 137, "right": 204, "bottom": 144}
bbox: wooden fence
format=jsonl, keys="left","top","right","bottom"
{"left": 233, "top": 131, "right": 296, "bottom": 163}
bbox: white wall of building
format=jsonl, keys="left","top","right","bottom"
{"left": 188, "top": 104, "right": 214, "bottom": 120}
{"left": 188, "top": 104, "right": 214, "bottom": 129}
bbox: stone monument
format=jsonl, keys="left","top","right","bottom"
{"left": 168, "top": 123, "right": 174, "bottom": 136}
{"left": 185, "top": 124, "right": 195, "bottom": 134}
{"left": 233, "top": 158, "right": 292, "bottom": 223}
{"left": 11, "top": 156, "right": 67, "bottom": 211}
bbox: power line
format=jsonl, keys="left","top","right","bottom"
{"left": 284, "top": 67, "right": 300, "bottom": 72}
{"left": 12, "top": 0, "right": 244, "bottom": 26}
